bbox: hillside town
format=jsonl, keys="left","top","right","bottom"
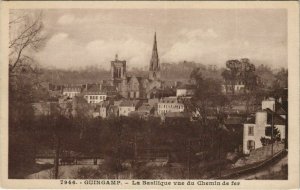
{"left": 8, "top": 9, "right": 289, "bottom": 180}
{"left": 22, "top": 33, "right": 288, "bottom": 179}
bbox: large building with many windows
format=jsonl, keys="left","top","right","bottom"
{"left": 157, "top": 97, "right": 185, "bottom": 116}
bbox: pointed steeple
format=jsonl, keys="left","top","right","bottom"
{"left": 150, "top": 32, "right": 159, "bottom": 71}
{"left": 149, "top": 32, "right": 160, "bottom": 80}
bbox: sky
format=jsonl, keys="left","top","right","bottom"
{"left": 23, "top": 9, "right": 287, "bottom": 70}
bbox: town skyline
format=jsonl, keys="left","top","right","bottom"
{"left": 14, "top": 9, "right": 288, "bottom": 70}
{"left": 7, "top": 5, "right": 291, "bottom": 182}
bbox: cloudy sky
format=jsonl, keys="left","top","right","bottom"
{"left": 29, "top": 9, "right": 286, "bottom": 70}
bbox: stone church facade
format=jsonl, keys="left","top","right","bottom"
{"left": 111, "top": 33, "right": 162, "bottom": 99}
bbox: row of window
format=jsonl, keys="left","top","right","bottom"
{"left": 158, "top": 104, "right": 184, "bottom": 109}
{"left": 63, "top": 92, "right": 79, "bottom": 97}
{"left": 248, "top": 126, "right": 276, "bottom": 137}
{"left": 86, "top": 95, "right": 106, "bottom": 100}
{"left": 119, "top": 108, "right": 134, "bottom": 112}
{"left": 128, "top": 91, "right": 139, "bottom": 98}
{"left": 158, "top": 110, "right": 182, "bottom": 114}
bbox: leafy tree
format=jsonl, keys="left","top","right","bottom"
{"left": 221, "top": 60, "right": 242, "bottom": 94}
{"left": 255, "top": 64, "right": 275, "bottom": 89}
{"left": 222, "top": 58, "right": 258, "bottom": 94}
{"left": 260, "top": 126, "right": 281, "bottom": 146}
{"left": 273, "top": 68, "right": 288, "bottom": 89}
{"left": 190, "top": 68, "right": 227, "bottom": 125}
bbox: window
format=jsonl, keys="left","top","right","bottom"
{"left": 248, "top": 126, "right": 254, "bottom": 136}
{"left": 264, "top": 127, "right": 271, "bottom": 136}
{"left": 247, "top": 140, "right": 255, "bottom": 151}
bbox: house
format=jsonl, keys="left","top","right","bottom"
{"left": 222, "top": 81, "right": 245, "bottom": 94}
{"left": 98, "top": 101, "right": 111, "bottom": 118}
{"left": 146, "top": 87, "right": 176, "bottom": 99}
{"left": 243, "top": 100, "right": 286, "bottom": 155}
{"left": 92, "top": 105, "right": 100, "bottom": 118}
{"left": 157, "top": 97, "right": 184, "bottom": 117}
{"left": 137, "top": 103, "right": 155, "bottom": 114}
{"left": 176, "top": 84, "right": 195, "bottom": 97}
{"left": 118, "top": 100, "right": 141, "bottom": 117}
{"left": 62, "top": 86, "right": 82, "bottom": 98}
{"left": 262, "top": 97, "right": 287, "bottom": 119}
{"left": 107, "top": 105, "right": 119, "bottom": 118}
{"left": 128, "top": 103, "right": 155, "bottom": 119}
{"left": 83, "top": 85, "right": 107, "bottom": 104}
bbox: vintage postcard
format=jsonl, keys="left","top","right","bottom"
{"left": 0, "top": 1, "right": 299, "bottom": 189}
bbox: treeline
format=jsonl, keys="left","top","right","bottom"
{"left": 40, "top": 62, "right": 287, "bottom": 88}
{"left": 33, "top": 115, "right": 239, "bottom": 179}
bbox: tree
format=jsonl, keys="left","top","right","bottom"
{"left": 221, "top": 60, "right": 242, "bottom": 94}
{"left": 260, "top": 126, "right": 281, "bottom": 146}
{"left": 190, "top": 68, "right": 227, "bottom": 125}
{"left": 273, "top": 68, "right": 288, "bottom": 89}
{"left": 222, "top": 58, "right": 258, "bottom": 95}
{"left": 255, "top": 64, "right": 275, "bottom": 89}
{"left": 9, "top": 10, "right": 45, "bottom": 73}
{"left": 240, "top": 58, "right": 257, "bottom": 92}
{"left": 9, "top": 10, "right": 46, "bottom": 178}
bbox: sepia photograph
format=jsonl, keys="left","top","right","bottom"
{"left": 0, "top": 1, "right": 299, "bottom": 189}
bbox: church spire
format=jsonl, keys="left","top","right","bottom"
{"left": 149, "top": 32, "right": 160, "bottom": 80}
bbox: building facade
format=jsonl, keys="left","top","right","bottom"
{"left": 243, "top": 101, "right": 286, "bottom": 154}
{"left": 157, "top": 97, "right": 185, "bottom": 116}
{"left": 62, "top": 86, "right": 82, "bottom": 98}
{"left": 176, "top": 84, "right": 195, "bottom": 97}
{"left": 118, "top": 100, "right": 140, "bottom": 117}
{"left": 110, "top": 33, "right": 162, "bottom": 99}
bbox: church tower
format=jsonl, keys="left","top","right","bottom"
{"left": 111, "top": 54, "right": 127, "bottom": 95}
{"left": 149, "top": 32, "right": 160, "bottom": 81}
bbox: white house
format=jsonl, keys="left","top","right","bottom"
{"left": 262, "top": 98, "right": 287, "bottom": 119}
{"left": 84, "top": 94, "right": 107, "bottom": 104}
{"left": 62, "top": 86, "right": 81, "bottom": 98}
{"left": 83, "top": 85, "right": 107, "bottom": 104}
{"left": 243, "top": 102, "right": 286, "bottom": 154}
{"left": 176, "top": 84, "right": 195, "bottom": 97}
{"left": 118, "top": 100, "right": 141, "bottom": 117}
{"left": 222, "top": 81, "right": 245, "bottom": 94}
{"left": 157, "top": 97, "right": 184, "bottom": 116}
{"left": 99, "top": 101, "right": 111, "bottom": 118}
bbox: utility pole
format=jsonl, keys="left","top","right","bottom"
{"left": 54, "top": 136, "right": 60, "bottom": 179}
{"left": 187, "top": 139, "right": 191, "bottom": 179}
{"left": 285, "top": 109, "right": 288, "bottom": 150}
{"left": 218, "top": 132, "right": 222, "bottom": 178}
{"left": 134, "top": 134, "right": 137, "bottom": 162}
{"left": 271, "top": 104, "right": 274, "bottom": 156}
{"left": 116, "top": 120, "right": 122, "bottom": 179}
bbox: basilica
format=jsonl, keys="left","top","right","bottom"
{"left": 111, "top": 33, "right": 162, "bottom": 99}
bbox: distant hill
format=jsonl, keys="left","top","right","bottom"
{"left": 41, "top": 61, "right": 224, "bottom": 85}
{"left": 40, "top": 61, "right": 280, "bottom": 86}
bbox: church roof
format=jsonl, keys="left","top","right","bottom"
{"left": 149, "top": 32, "right": 160, "bottom": 71}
